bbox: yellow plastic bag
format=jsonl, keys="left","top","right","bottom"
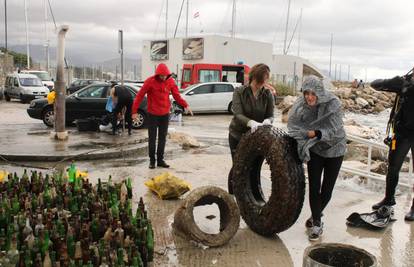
{"left": 47, "top": 91, "right": 56, "bottom": 104}
{"left": 145, "top": 172, "right": 191, "bottom": 200}
{"left": 76, "top": 170, "right": 88, "bottom": 180}
{"left": 0, "top": 170, "right": 8, "bottom": 183}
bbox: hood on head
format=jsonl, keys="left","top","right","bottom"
{"left": 302, "top": 75, "right": 332, "bottom": 104}
{"left": 155, "top": 63, "right": 171, "bottom": 76}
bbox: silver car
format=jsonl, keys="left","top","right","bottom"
{"left": 4, "top": 73, "right": 49, "bottom": 103}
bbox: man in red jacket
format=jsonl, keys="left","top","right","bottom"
{"left": 132, "top": 63, "right": 192, "bottom": 169}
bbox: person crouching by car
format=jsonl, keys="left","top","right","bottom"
{"left": 132, "top": 63, "right": 193, "bottom": 169}
{"left": 111, "top": 85, "right": 133, "bottom": 135}
{"left": 287, "top": 75, "right": 346, "bottom": 241}
{"left": 227, "top": 63, "right": 276, "bottom": 194}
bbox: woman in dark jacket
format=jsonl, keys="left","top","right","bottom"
{"left": 228, "top": 63, "right": 275, "bottom": 194}
{"left": 288, "top": 75, "right": 346, "bottom": 241}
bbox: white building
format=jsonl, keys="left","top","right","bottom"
{"left": 141, "top": 35, "right": 326, "bottom": 91}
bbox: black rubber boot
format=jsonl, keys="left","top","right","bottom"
{"left": 149, "top": 161, "right": 156, "bottom": 169}
{"left": 405, "top": 199, "right": 414, "bottom": 221}
{"left": 157, "top": 160, "right": 170, "bottom": 168}
{"left": 372, "top": 197, "right": 396, "bottom": 210}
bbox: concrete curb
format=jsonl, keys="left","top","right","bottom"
{"left": 0, "top": 141, "right": 148, "bottom": 162}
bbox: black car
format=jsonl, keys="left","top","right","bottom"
{"left": 27, "top": 83, "right": 147, "bottom": 129}
{"left": 66, "top": 79, "right": 101, "bottom": 94}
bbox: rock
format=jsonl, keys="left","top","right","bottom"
{"left": 334, "top": 88, "right": 352, "bottom": 99}
{"left": 355, "top": 97, "right": 369, "bottom": 108}
{"left": 373, "top": 104, "right": 385, "bottom": 113}
{"left": 344, "top": 143, "right": 368, "bottom": 161}
{"left": 281, "top": 107, "right": 291, "bottom": 123}
{"left": 344, "top": 119, "right": 381, "bottom": 140}
{"left": 169, "top": 132, "right": 201, "bottom": 149}
{"left": 371, "top": 162, "right": 388, "bottom": 175}
{"left": 277, "top": 95, "right": 297, "bottom": 110}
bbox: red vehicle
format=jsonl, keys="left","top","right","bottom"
{"left": 180, "top": 63, "right": 250, "bottom": 89}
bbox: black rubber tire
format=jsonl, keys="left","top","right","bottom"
{"left": 20, "top": 94, "right": 26, "bottom": 103}
{"left": 132, "top": 110, "right": 146, "bottom": 129}
{"left": 173, "top": 186, "right": 240, "bottom": 247}
{"left": 232, "top": 125, "right": 306, "bottom": 236}
{"left": 227, "top": 102, "right": 233, "bottom": 114}
{"left": 42, "top": 106, "right": 54, "bottom": 127}
{"left": 5, "top": 93, "right": 10, "bottom": 102}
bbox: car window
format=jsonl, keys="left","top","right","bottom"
{"left": 77, "top": 85, "right": 106, "bottom": 98}
{"left": 191, "top": 84, "right": 213, "bottom": 95}
{"left": 14, "top": 78, "right": 19, "bottom": 87}
{"left": 19, "top": 78, "right": 43, "bottom": 87}
{"left": 214, "top": 84, "right": 234, "bottom": 93}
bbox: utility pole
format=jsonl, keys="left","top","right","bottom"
{"left": 116, "top": 65, "right": 119, "bottom": 81}
{"left": 53, "top": 25, "right": 69, "bottom": 141}
{"left": 186, "top": 0, "right": 189, "bottom": 37}
{"left": 231, "top": 0, "right": 237, "bottom": 38}
{"left": 118, "top": 30, "right": 124, "bottom": 85}
{"left": 4, "top": 0, "right": 7, "bottom": 52}
{"left": 24, "top": 0, "right": 30, "bottom": 68}
{"left": 43, "top": 0, "right": 50, "bottom": 72}
{"left": 283, "top": 0, "right": 291, "bottom": 55}
{"left": 329, "top": 33, "right": 333, "bottom": 78}
{"left": 297, "top": 8, "right": 302, "bottom": 57}
{"left": 165, "top": 0, "right": 168, "bottom": 38}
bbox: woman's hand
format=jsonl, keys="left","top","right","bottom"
{"left": 264, "top": 83, "right": 277, "bottom": 95}
{"left": 185, "top": 106, "right": 193, "bottom": 116}
{"left": 307, "top": 131, "right": 316, "bottom": 138}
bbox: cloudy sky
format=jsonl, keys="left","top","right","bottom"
{"left": 2, "top": 0, "right": 414, "bottom": 80}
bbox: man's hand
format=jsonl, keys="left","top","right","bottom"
{"left": 264, "top": 83, "right": 277, "bottom": 95}
{"left": 132, "top": 113, "right": 138, "bottom": 120}
{"left": 247, "top": 120, "right": 263, "bottom": 133}
{"left": 262, "top": 119, "right": 272, "bottom": 125}
{"left": 307, "top": 130, "right": 316, "bottom": 138}
{"left": 185, "top": 107, "right": 193, "bottom": 116}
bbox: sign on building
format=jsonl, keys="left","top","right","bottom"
{"left": 182, "top": 38, "right": 204, "bottom": 60}
{"left": 150, "top": 40, "right": 169, "bottom": 60}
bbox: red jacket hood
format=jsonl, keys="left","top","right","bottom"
{"left": 155, "top": 63, "right": 171, "bottom": 76}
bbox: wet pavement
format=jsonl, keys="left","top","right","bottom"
{"left": 0, "top": 100, "right": 413, "bottom": 266}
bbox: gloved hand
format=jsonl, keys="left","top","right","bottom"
{"left": 247, "top": 120, "right": 262, "bottom": 133}
{"left": 262, "top": 119, "right": 272, "bottom": 126}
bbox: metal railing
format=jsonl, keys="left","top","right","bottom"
{"left": 341, "top": 134, "right": 414, "bottom": 189}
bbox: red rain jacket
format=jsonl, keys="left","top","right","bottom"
{"left": 132, "top": 64, "right": 188, "bottom": 116}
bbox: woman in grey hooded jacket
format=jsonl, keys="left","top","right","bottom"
{"left": 288, "top": 75, "right": 346, "bottom": 241}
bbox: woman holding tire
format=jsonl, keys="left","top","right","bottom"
{"left": 288, "top": 75, "right": 346, "bottom": 241}
{"left": 228, "top": 63, "right": 276, "bottom": 194}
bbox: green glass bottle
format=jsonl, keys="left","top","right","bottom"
{"left": 67, "top": 232, "right": 75, "bottom": 259}
{"left": 146, "top": 221, "right": 154, "bottom": 262}
{"left": 68, "top": 163, "right": 77, "bottom": 183}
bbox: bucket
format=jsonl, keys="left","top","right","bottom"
{"left": 303, "top": 243, "right": 377, "bottom": 267}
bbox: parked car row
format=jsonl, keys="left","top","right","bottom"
{"left": 27, "top": 83, "right": 148, "bottom": 129}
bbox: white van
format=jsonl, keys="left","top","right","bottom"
{"left": 21, "top": 70, "right": 54, "bottom": 91}
{"left": 4, "top": 73, "right": 50, "bottom": 103}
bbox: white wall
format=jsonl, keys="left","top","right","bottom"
{"left": 141, "top": 35, "right": 273, "bottom": 80}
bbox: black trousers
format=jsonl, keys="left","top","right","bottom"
{"left": 307, "top": 151, "right": 344, "bottom": 225}
{"left": 148, "top": 114, "right": 169, "bottom": 163}
{"left": 112, "top": 98, "right": 132, "bottom": 134}
{"left": 384, "top": 137, "right": 414, "bottom": 203}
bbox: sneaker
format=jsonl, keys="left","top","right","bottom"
{"left": 99, "top": 124, "right": 112, "bottom": 132}
{"left": 157, "top": 160, "right": 170, "bottom": 168}
{"left": 372, "top": 198, "right": 396, "bottom": 210}
{"left": 149, "top": 161, "right": 156, "bottom": 169}
{"left": 405, "top": 208, "right": 414, "bottom": 221}
{"left": 305, "top": 213, "right": 324, "bottom": 228}
{"left": 308, "top": 223, "right": 323, "bottom": 241}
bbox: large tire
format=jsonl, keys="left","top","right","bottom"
{"left": 5, "top": 93, "right": 10, "bottom": 102}
{"left": 227, "top": 101, "right": 233, "bottom": 114}
{"left": 233, "top": 125, "right": 305, "bottom": 236}
{"left": 42, "top": 106, "right": 55, "bottom": 127}
{"left": 173, "top": 186, "right": 240, "bottom": 247}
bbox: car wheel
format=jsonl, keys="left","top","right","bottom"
{"left": 5, "top": 93, "right": 10, "bottom": 102}
{"left": 233, "top": 126, "right": 306, "bottom": 236}
{"left": 227, "top": 101, "right": 233, "bottom": 114}
{"left": 132, "top": 110, "right": 146, "bottom": 129}
{"left": 42, "top": 106, "right": 55, "bottom": 127}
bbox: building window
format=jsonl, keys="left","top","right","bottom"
{"left": 183, "top": 69, "right": 191, "bottom": 82}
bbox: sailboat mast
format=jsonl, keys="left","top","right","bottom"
{"left": 283, "top": 0, "right": 291, "bottom": 55}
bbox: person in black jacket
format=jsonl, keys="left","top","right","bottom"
{"left": 370, "top": 73, "right": 414, "bottom": 221}
{"left": 111, "top": 85, "right": 133, "bottom": 135}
